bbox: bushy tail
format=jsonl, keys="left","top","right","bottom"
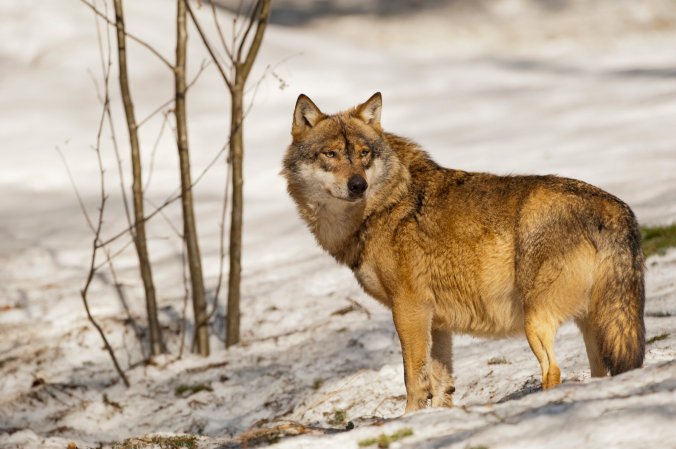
{"left": 591, "top": 216, "right": 645, "bottom": 375}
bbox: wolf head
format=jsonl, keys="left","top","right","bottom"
{"left": 282, "top": 93, "right": 394, "bottom": 205}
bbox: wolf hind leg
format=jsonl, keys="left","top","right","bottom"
{"left": 576, "top": 317, "right": 608, "bottom": 377}
{"left": 524, "top": 313, "right": 561, "bottom": 389}
{"left": 430, "top": 329, "right": 454, "bottom": 407}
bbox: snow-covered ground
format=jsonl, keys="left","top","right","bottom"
{"left": 1, "top": 1, "right": 675, "bottom": 448}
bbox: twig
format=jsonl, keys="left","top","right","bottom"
{"left": 145, "top": 198, "right": 183, "bottom": 238}
{"left": 143, "top": 110, "right": 171, "bottom": 192}
{"left": 80, "top": 86, "right": 130, "bottom": 388}
{"left": 238, "top": 0, "right": 270, "bottom": 81}
{"left": 56, "top": 147, "right": 95, "bottom": 233}
{"left": 208, "top": 0, "right": 234, "bottom": 66}
{"left": 239, "top": 421, "right": 312, "bottom": 448}
{"left": 188, "top": 154, "right": 231, "bottom": 344}
{"left": 79, "top": 0, "right": 173, "bottom": 69}
{"left": 209, "top": 159, "right": 232, "bottom": 322}
{"left": 59, "top": 148, "right": 131, "bottom": 389}
{"left": 189, "top": 146, "right": 230, "bottom": 345}
{"left": 93, "top": 237, "right": 134, "bottom": 271}
{"left": 96, "top": 0, "right": 136, "bottom": 246}
{"left": 137, "top": 58, "right": 210, "bottom": 129}
{"left": 142, "top": 197, "right": 191, "bottom": 357}
{"left": 371, "top": 395, "right": 406, "bottom": 416}
{"left": 345, "top": 297, "right": 372, "bottom": 320}
{"left": 233, "top": 0, "right": 258, "bottom": 45}
{"left": 101, "top": 248, "right": 148, "bottom": 361}
{"left": 98, "top": 0, "right": 274, "bottom": 251}
{"left": 97, "top": 135, "right": 229, "bottom": 248}
{"left": 185, "top": 360, "right": 229, "bottom": 373}
{"left": 300, "top": 372, "right": 367, "bottom": 419}
{"left": 185, "top": 0, "right": 233, "bottom": 91}
{"left": 236, "top": 0, "right": 261, "bottom": 66}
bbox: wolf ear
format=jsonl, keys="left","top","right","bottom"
{"left": 356, "top": 92, "right": 382, "bottom": 127}
{"left": 293, "top": 94, "right": 324, "bottom": 136}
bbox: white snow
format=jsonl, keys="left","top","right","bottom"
{"left": 1, "top": 1, "right": 675, "bottom": 448}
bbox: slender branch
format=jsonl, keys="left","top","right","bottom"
{"left": 93, "top": 0, "right": 109, "bottom": 82}
{"left": 185, "top": 0, "right": 233, "bottom": 91}
{"left": 98, "top": 85, "right": 263, "bottom": 252}
{"left": 239, "top": 0, "right": 270, "bottom": 81}
{"left": 137, "top": 58, "right": 211, "bottom": 129}
{"left": 81, "top": 200, "right": 131, "bottom": 388}
{"left": 94, "top": 237, "right": 134, "bottom": 271}
{"left": 145, "top": 198, "right": 182, "bottom": 237}
{"left": 233, "top": 0, "right": 258, "bottom": 46}
{"left": 210, "top": 159, "right": 232, "bottom": 321}
{"left": 190, "top": 157, "right": 231, "bottom": 342}
{"left": 143, "top": 110, "right": 171, "bottom": 191}
{"left": 96, "top": 0, "right": 135, "bottom": 237}
{"left": 79, "top": 55, "right": 130, "bottom": 387}
{"left": 236, "top": 0, "right": 261, "bottom": 67}
{"left": 100, "top": 247, "right": 148, "bottom": 361}
{"left": 106, "top": 108, "right": 134, "bottom": 232}
{"left": 60, "top": 132, "right": 130, "bottom": 388}
{"left": 56, "top": 147, "right": 95, "bottom": 233}
{"left": 95, "top": 32, "right": 274, "bottom": 252}
{"left": 98, "top": 136, "right": 229, "bottom": 248}
{"left": 87, "top": 69, "right": 104, "bottom": 104}
{"left": 209, "top": 0, "right": 234, "bottom": 64}
{"left": 79, "top": 0, "right": 173, "bottom": 70}
{"left": 142, "top": 196, "right": 190, "bottom": 360}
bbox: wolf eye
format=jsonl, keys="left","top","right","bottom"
{"left": 324, "top": 151, "right": 337, "bottom": 158}
{"left": 360, "top": 149, "right": 370, "bottom": 157}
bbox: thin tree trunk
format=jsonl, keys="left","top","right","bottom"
{"left": 175, "top": 0, "right": 209, "bottom": 356}
{"left": 226, "top": 83, "right": 244, "bottom": 348}
{"left": 113, "top": 0, "right": 163, "bottom": 356}
{"left": 224, "top": 0, "right": 271, "bottom": 348}
{"left": 185, "top": 0, "right": 271, "bottom": 348}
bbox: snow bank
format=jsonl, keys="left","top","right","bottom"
{"left": 1, "top": 1, "right": 675, "bottom": 448}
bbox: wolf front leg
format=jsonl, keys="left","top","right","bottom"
{"left": 392, "top": 300, "right": 434, "bottom": 413}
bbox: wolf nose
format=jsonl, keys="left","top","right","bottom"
{"left": 347, "top": 175, "right": 368, "bottom": 196}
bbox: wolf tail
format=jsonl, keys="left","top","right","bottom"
{"left": 590, "top": 212, "right": 646, "bottom": 375}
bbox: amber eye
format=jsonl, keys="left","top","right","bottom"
{"left": 360, "top": 149, "right": 370, "bottom": 157}
{"left": 324, "top": 151, "right": 337, "bottom": 158}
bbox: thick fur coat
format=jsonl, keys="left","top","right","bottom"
{"left": 282, "top": 93, "right": 645, "bottom": 412}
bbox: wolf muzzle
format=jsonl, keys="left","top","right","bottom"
{"left": 347, "top": 175, "right": 368, "bottom": 198}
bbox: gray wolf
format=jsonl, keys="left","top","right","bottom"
{"left": 282, "top": 93, "right": 645, "bottom": 412}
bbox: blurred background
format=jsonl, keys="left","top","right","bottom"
{"left": 1, "top": 0, "right": 676, "bottom": 447}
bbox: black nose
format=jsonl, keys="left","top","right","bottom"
{"left": 347, "top": 175, "right": 368, "bottom": 196}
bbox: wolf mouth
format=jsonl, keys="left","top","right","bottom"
{"left": 341, "top": 194, "right": 365, "bottom": 203}
{"left": 323, "top": 190, "right": 364, "bottom": 203}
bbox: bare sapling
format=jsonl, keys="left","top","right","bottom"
{"left": 175, "top": 0, "right": 210, "bottom": 356}
{"left": 186, "top": 0, "right": 272, "bottom": 347}
{"left": 113, "top": 0, "right": 164, "bottom": 355}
